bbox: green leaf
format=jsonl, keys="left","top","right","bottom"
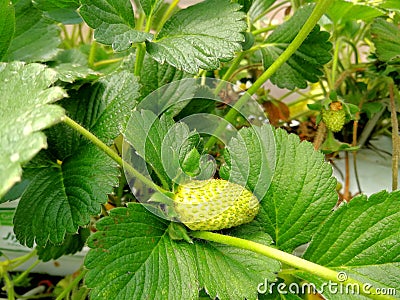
{"left": 79, "top": 0, "right": 153, "bottom": 51}
{"left": 194, "top": 223, "right": 280, "bottom": 300}
{"left": 0, "top": 0, "right": 15, "bottom": 61}
{"left": 139, "top": 54, "right": 191, "bottom": 101}
{"left": 52, "top": 63, "right": 100, "bottom": 83}
{"left": 90, "top": 71, "right": 140, "bottom": 145}
{"left": 14, "top": 144, "right": 118, "bottom": 247}
{"left": 84, "top": 203, "right": 199, "bottom": 300}
{"left": 124, "top": 110, "right": 174, "bottom": 188}
{"left": 371, "top": 18, "right": 400, "bottom": 63}
{"left": 49, "top": 71, "right": 140, "bottom": 149}
{"left": 261, "top": 4, "right": 332, "bottom": 89}
{"left": 221, "top": 124, "right": 276, "bottom": 201}
{"left": 0, "top": 62, "right": 65, "bottom": 198}
{"left": 146, "top": 0, "right": 246, "bottom": 74}
{"left": 300, "top": 191, "right": 400, "bottom": 298}
{"left": 248, "top": 0, "right": 276, "bottom": 22}
{"left": 254, "top": 129, "right": 338, "bottom": 252}
{"left": 138, "top": 0, "right": 163, "bottom": 17}
{"left": 33, "top": 0, "right": 81, "bottom": 24}
{"left": 327, "top": 0, "right": 384, "bottom": 24}
{"left": 37, "top": 227, "right": 90, "bottom": 262}
{"left": 4, "top": 0, "right": 61, "bottom": 62}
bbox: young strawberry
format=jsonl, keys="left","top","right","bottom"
{"left": 174, "top": 179, "right": 259, "bottom": 231}
{"left": 321, "top": 101, "right": 346, "bottom": 132}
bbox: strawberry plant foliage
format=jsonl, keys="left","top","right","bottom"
{"left": 0, "top": 62, "right": 65, "bottom": 198}
{"left": 146, "top": 0, "right": 247, "bottom": 73}
{"left": 79, "top": 0, "right": 153, "bottom": 51}
{"left": 297, "top": 191, "right": 400, "bottom": 299}
{"left": 261, "top": 4, "right": 332, "bottom": 89}
{"left": 4, "top": 0, "right": 61, "bottom": 62}
{"left": 1, "top": 0, "right": 400, "bottom": 299}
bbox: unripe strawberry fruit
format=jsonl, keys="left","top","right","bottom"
{"left": 174, "top": 179, "right": 260, "bottom": 231}
{"left": 321, "top": 101, "right": 346, "bottom": 132}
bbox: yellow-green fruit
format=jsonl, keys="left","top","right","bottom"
{"left": 174, "top": 179, "right": 260, "bottom": 231}
{"left": 322, "top": 102, "right": 346, "bottom": 132}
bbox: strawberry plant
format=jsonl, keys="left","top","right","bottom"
{"left": 0, "top": 0, "right": 399, "bottom": 299}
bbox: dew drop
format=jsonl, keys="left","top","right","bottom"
{"left": 10, "top": 153, "right": 20, "bottom": 162}
{"left": 23, "top": 124, "right": 32, "bottom": 136}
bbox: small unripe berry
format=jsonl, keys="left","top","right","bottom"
{"left": 174, "top": 179, "right": 260, "bottom": 231}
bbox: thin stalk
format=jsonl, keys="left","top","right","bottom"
{"left": 252, "top": 25, "right": 277, "bottom": 36}
{"left": 191, "top": 231, "right": 395, "bottom": 300}
{"left": 214, "top": 51, "right": 246, "bottom": 95}
{"left": 8, "top": 250, "right": 37, "bottom": 269}
{"left": 88, "top": 41, "right": 97, "bottom": 68}
{"left": 205, "top": 0, "right": 332, "bottom": 150}
{"left": 93, "top": 58, "right": 124, "bottom": 68}
{"left": 13, "top": 260, "right": 40, "bottom": 286}
{"left": 253, "top": 0, "right": 289, "bottom": 22}
{"left": 156, "top": 0, "right": 180, "bottom": 32}
{"left": 134, "top": 43, "right": 146, "bottom": 76}
{"left": 331, "top": 38, "right": 341, "bottom": 90}
{"left": 389, "top": 83, "right": 399, "bottom": 190}
{"left": 343, "top": 151, "right": 351, "bottom": 201}
{"left": 63, "top": 116, "right": 167, "bottom": 194}
{"left": 55, "top": 270, "right": 87, "bottom": 300}
{"left": 3, "top": 273, "right": 15, "bottom": 300}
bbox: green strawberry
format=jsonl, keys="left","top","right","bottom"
{"left": 174, "top": 179, "right": 259, "bottom": 231}
{"left": 321, "top": 101, "right": 346, "bottom": 132}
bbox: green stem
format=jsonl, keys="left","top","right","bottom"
{"left": 93, "top": 58, "right": 123, "bottom": 68}
{"left": 191, "top": 231, "right": 395, "bottom": 300}
{"left": 13, "top": 260, "right": 40, "bottom": 286}
{"left": 205, "top": 0, "right": 332, "bottom": 150}
{"left": 134, "top": 43, "right": 146, "bottom": 76}
{"left": 88, "top": 41, "right": 97, "bottom": 68}
{"left": 3, "top": 273, "right": 15, "bottom": 300}
{"left": 252, "top": 25, "right": 277, "bottom": 36}
{"left": 330, "top": 37, "right": 341, "bottom": 89}
{"left": 55, "top": 269, "right": 87, "bottom": 300}
{"left": 8, "top": 250, "right": 37, "bottom": 269}
{"left": 63, "top": 116, "right": 167, "bottom": 194}
{"left": 214, "top": 51, "right": 246, "bottom": 95}
{"left": 156, "top": 0, "right": 180, "bottom": 32}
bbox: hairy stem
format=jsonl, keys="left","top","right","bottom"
{"left": 55, "top": 269, "right": 88, "bottom": 300}
{"left": 156, "top": 0, "right": 180, "bottom": 32}
{"left": 205, "top": 0, "right": 332, "bottom": 150}
{"left": 63, "top": 116, "right": 167, "bottom": 194}
{"left": 191, "top": 231, "right": 395, "bottom": 300}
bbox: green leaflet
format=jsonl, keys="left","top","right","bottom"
{"left": 33, "top": 0, "right": 81, "bottom": 24}
{"left": 221, "top": 124, "right": 276, "bottom": 201}
{"left": 0, "top": 0, "right": 15, "bottom": 61}
{"left": 13, "top": 71, "right": 138, "bottom": 247}
{"left": 14, "top": 144, "right": 118, "bottom": 247}
{"left": 79, "top": 0, "right": 153, "bottom": 51}
{"left": 84, "top": 203, "right": 199, "bottom": 300}
{"left": 261, "top": 4, "right": 332, "bottom": 89}
{"left": 371, "top": 18, "right": 400, "bottom": 63}
{"left": 254, "top": 128, "right": 338, "bottom": 252}
{"left": 0, "top": 62, "right": 65, "bottom": 198}
{"left": 298, "top": 191, "right": 400, "bottom": 299}
{"left": 84, "top": 203, "right": 280, "bottom": 300}
{"left": 137, "top": 0, "right": 163, "bottom": 17}
{"left": 146, "top": 0, "right": 246, "bottom": 73}
{"left": 4, "top": 0, "right": 61, "bottom": 62}
{"left": 37, "top": 227, "right": 90, "bottom": 262}
{"left": 139, "top": 54, "right": 191, "bottom": 102}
